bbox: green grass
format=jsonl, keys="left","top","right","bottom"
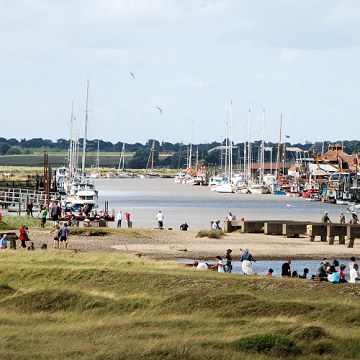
{"left": 0, "top": 251, "right": 359, "bottom": 359}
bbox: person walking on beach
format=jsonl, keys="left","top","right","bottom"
{"left": 125, "top": 212, "right": 131, "bottom": 228}
{"left": 156, "top": 210, "right": 164, "bottom": 229}
{"left": 321, "top": 211, "right": 331, "bottom": 223}
{"left": 116, "top": 211, "right": 122, "bottom": 228}
{"left": 281, "top": 260, "right": 291, "bottom": 277}
{"left": 240, "top": 248, "right": 255, "bottom": 274}
{"left": 225, "top": 249, "right": 233, "bottom": 273}
{"left": 339, "top": 212, "right": 345, "bottom": 224}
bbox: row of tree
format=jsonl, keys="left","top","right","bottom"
{"left": 1, "top": 137, "right": 360, "bottom": 169}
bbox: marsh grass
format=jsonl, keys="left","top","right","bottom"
{"left": 196, "top": 230, "right": 225, "bottom": 239}
{"left": 0, "top": 251, "right": 359, "bottom": 359}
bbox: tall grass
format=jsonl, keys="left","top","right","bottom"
{"left": 0, "top": 251, "right": 359, "bottom": 359}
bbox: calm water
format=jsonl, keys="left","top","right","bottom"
{"left": 95, "top": 177, "right": 348, "bottom": 231}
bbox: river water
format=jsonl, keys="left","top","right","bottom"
{"left": 95, "top": 177, "right": 348, "bottom": 231}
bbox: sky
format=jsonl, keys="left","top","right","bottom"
{"left": 1, "top": 0, "right": 360, "bottom": 146}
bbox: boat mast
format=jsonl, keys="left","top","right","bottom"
{"left": 260, "top": 109, "right": 265, "bottom": 184}
{"left": 95, "top": 140, "right": 100, "bottom": 170}
{"left": 247, "top": 109, "right": 251, "bottom": 182}
{"left": 229, "top": 101, "right": 233, "bottom": 182}
{"left": 81, "top": 79, "right": 89, "bottom": 174}
{"left": 276, "top": 113, "right": 283, "bottom": 180}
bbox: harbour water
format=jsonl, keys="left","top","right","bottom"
{"left": 95, "top": 177, "right": 349, "bottom": 231}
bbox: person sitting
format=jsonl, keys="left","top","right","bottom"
{"left": 212, "top": 220, "right": 222, "bottom": 230}
{"left": 0, "top": 234, "right": 7, "bottom": 250}
{"left": 180, "top": 222, "right": 189, "bottom": 231}
{"left": 291, "top": 271, "right": 299, "bottom": 278}
{"left": 266, "top": 268, "right": 274, "bottom": 277}
{"left": 338, "top": 264, "right": 347, "bottom": 283}
{"left": 312, "top": 260, "right": 329, "bottom": 281}
{"left": 327, "top": 265, "right": 340, "bottom": 284}
{"left": 299, "top": 268, "right": 309, "bottom": 279}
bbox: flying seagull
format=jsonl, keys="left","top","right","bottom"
{"left": 156, "top": 106, "right": 163, "bottom": 115}
{"left": 129, "top": 71, "right": 135, "bottom": 80}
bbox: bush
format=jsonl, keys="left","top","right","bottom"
{"left": 196, "top": 230, "right": 224, "bottom": 239}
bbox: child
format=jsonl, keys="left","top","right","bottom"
{"left": 266, "top": 268, "right": 274, "bottom": 276}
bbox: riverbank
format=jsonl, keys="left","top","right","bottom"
{"left": 24, "top": 228, "right": 360, "bottom": 261}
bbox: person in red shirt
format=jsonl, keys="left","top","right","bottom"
{"left": 19, "top": 224, "right": 28, "bottom": 248}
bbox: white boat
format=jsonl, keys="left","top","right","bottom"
{"left": 65, "top": 189, "right": 97, "bottom": 211}
{"left": 249, "top": 184, "right": 270, "bottom": 194}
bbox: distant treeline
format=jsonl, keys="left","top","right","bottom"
{"left": 0, "top": 137, "right": 360, "bottom": 169}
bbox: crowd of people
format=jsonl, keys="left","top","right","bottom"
{"left": 191, "top": 250, "right": 360, "bottom": 284}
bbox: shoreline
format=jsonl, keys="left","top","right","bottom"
{"left": 22, "top": 228, "right": 360, "bottom": 262}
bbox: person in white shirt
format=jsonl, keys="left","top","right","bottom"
{"left": 116, "top": 211, "right": 122, "bottom": 228}
{"left": 156, "top": 210, "right": 164, "bottom": 229}
{"left": 349, "top": 263, "right": 360, "bottom": 283}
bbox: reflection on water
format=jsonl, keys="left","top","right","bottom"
{"left": 96, "top": 178, "right": 348, "bottom": 231}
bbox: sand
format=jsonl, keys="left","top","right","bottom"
{"left": 23, "top": 228, "right": 360, "bottom": 261}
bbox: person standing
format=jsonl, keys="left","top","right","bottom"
{"left": 225, "top": 249, "right": 233, "bottom": 273}
{"left": 156, "top": 210, "right": 164, "bottom": 229}
{"left": 40, "top": 205, "right": 47, "bottom": 228}
{"left": 349, "top": 213, "right": 359, "bottom": 225}
{"left": 26, "top": 201, "right": 33, "bottom": 217}
{"left": 19, "top": 224, "right": 28, "bottom": 249}
{"left": 321, "top": 211, "right": 331, "bottom": 223}
{"left": 349, "top": 263, "right": 360, "bottom": 283}
{"left": 116, "top": 211, "right": 122, "bottom": 228}
{"left": 240, "top": 248, "right": 255, "bottom": 274}
{"left": 339, "top": 212, "right": 345, "bottom": 224}
{"left": 50, "top": 201, "right": 61, "bottom": 227}
{"left": 281, "top": 260, "right": 291, "bottom": 277}
{"left": 125, "top": 212, "right": 131, "bottom": 228}
{"left": 59, "top": 223, "right": 70, "bottom": 249}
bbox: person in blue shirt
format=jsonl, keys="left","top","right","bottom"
{"left": 0, "top": 234, "right": 7, "bottom": 249}
{"left": 59, "top": 224, "right": 70, "bottom": 249}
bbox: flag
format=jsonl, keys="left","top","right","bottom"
{"left": 285, "top": 135, "right": 290, "bottom": 138}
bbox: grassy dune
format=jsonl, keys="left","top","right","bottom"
{"left": 0, "top": 251, "right": 359, "bottom": 359}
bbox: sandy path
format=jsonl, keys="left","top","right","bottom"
{"left": 23, "top": 228, "right": 360, "bottom": 261}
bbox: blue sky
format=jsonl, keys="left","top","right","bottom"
{"left": 1, "top": 0, "right": 359, "bottom": 145}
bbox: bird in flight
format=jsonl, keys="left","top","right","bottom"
{"left": 129, "top": 71, "right": 135, "bottom": 80}
{"left": 156, "top": 106, "right": 163, "bottom": 115}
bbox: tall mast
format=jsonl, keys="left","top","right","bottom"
{"left": 260, "top": 109, "right": 265, "bottom": 184}
{"left": 276, "top": 113, "right": 283, "bottom": 179}
{"left": 81, "top": 79, "right": 89, "bottom": 174}
{"left": 229, "top": 101, "right": 233, "bottom": 181}
{"left": 95, "top": 140, "right": 100, "bottom": 170}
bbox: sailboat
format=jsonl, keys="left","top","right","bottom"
{"left": 146, "top": 139, "right": 160, "bottom": 177}
{"left": 64, "top": 80, "right": 99, "bottom": 211}
{"left": 117, "top": 142, "right": 133, "bottom": 178}
{"left": 249, "top": 109, "right": 270, "bottom": 194}
{"left": 214, "top": 102, "right": 237, "bottom": 193}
